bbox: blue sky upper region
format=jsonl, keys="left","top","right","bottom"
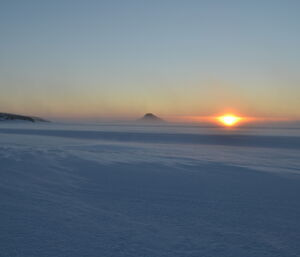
{"left": 1, "top": 0, "right": 299, "bottom": 121}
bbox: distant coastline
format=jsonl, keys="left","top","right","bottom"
{"left": 0, "top": 112, "right": 49, "bottom": 123}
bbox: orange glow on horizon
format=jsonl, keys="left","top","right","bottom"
{"left": 157, "top": 114, "right": 295, "bottom": 125}
{"left": 217, "top": 114, "right": 242, "bottom": 126}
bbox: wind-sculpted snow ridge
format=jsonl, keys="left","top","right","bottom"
{"left": 0, "top": 123, "right": 300, "bottom": 257}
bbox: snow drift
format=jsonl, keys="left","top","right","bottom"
{"left": 0, "top": 122, "right": 299, "bottom": 257}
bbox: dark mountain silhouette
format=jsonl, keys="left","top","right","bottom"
{"left": 0, "top": 113, "right": 49, "bottom": 122}
{"left": 138, "top": 113, "right": 164, "bottom": 123}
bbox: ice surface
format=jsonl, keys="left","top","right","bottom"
{"left": 0, "top": 122, "right": 300, "bottom": 257}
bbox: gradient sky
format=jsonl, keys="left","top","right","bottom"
{"left": 1, "top": 0, "right": 300, "bottom": 121}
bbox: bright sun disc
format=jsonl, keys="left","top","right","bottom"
{"left": 218, "top": 115, "right": 241, "bottom": 126}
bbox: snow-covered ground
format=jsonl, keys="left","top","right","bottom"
{"left": 1, "top": 122, "right": 300, "bottom": 257}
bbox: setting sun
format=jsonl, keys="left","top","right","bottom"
{"left": 217, "top": 115, "right": 241, "bottom": 126}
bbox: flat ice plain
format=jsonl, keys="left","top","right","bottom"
{"left": 0, "top": 122, "right": 300, "bottom": 257}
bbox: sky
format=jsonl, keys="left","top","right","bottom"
{"left": 0, "top": 0, "right": 300, "bottom": 121}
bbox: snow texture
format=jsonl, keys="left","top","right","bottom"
{"left": 0, "top": 123, "right": 300, "bottom": 257}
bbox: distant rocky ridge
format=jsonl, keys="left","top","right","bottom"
{"left": 0, "top": 113, "right": 48, "bottom": 122}
{"left": 138, "top": 113, "right": 164, "bottom": 123}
